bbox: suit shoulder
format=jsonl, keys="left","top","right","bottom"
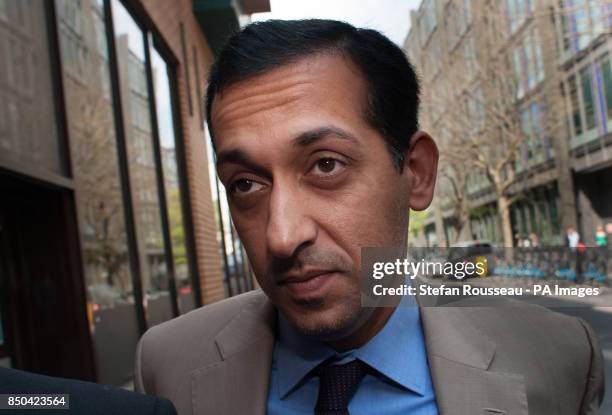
{"left": 136, "top": 290, "right": 271, "bottom": 397}
{"left": 458, "top": 299, "right": 597, "bottom": 373}
{"left": 455, "top": 299, "right": 602, "bottom": 411}
{"left": 491, "top": 299, "right": 589, "bottom": 334}
{"left": 459, "top": 297, "right": 590, "bottom": 339}
{"left": 141, "top": 289, "right": 267, "bottom": 349}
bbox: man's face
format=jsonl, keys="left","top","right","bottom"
{"left": 212, "top": 54, "right": 436, "bottom": 340}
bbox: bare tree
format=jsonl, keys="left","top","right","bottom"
{"left": 57, "top": 0, "right": 133, "bottom": 296}
{"left": 413, "top": 0, "right": 610, "bottom": 246}
{"left": 70, "top": 85, "right": 132, "bottom": 293}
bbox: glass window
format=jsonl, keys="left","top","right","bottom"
{"left": 513, "top": 47, "right": 524, "bottom": 99}
{"left": 206, "top": 129, "right": 231, "bottom": 288}
{"left": 532, "top": 30, "right": 544, "bottom": 83}
{"left": 56, "top": 0, "right": 87, "bottom": 80}
{"left": 0, "top": 0, "right": 63, "bottom": 174}
{"left": 601, "top": 58, "right": 612, "bottom": 119}
{"left": 111, "top": 0, "right": 172, "bottom": 327}
{"left": 574, "top": 0, "right": 589, "bottom": 50}
{"left": 56, "top": 0, "right": 138, "bottom": 386}
{"left": 568, "top": 75, "right": 583, "bottom": 135}
{"left": 589, "top": 0, "right": 603, "bottom": 35}
{"left": 520, "top": 106, "right": 533, "bottom": 162}
{"left": 150, "top": 40, "right": 195, "bottom": 314}
{"left": 559, "top": 0, "right": 571, "bottom": 52}
{"left": 463, "top": 0, "right": 472, "bottom": 25}
{"left": 521, "top": 106, "right": 532, "bottom": 136}
{"left": 513, "top": 31, "right": 544, "bottom": 93}
{"left": 219, "top": 180, "right": 239, "bottom": 293}
{"left": 530, "top": 102, "right": 544, "bottom": 161}
{"left": 580, "top": 67, "right": 596, "bottom": 130}
{"left": 507, "top": 0, "right": 532, "bottom": 34}
{"left": 507, "top": 0, "right": 516, "bottom": 33}
{"left": 531, "top": 102, "right": 541, "bottom": 138}
{"left": 516, "top": 0, "right": 525, "bottom": 27}
{"left": 524, "top": 39, "right": 535, "bottom": 89}
{"left": 605, "top": 3, "right": 612, "bottom": 31}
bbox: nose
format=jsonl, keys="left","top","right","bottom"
{"left": 266, "top": 182, "right": 317, "bottom": 258}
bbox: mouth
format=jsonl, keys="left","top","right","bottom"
{"left": 279, "top": 270, "right": 338, "bottom": 300}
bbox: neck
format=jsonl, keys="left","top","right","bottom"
{"left": 326, "top": 271, "right": 408, "bottom": 351}
{"left": 325, "top": 305, "right": 397, "bottom": 351}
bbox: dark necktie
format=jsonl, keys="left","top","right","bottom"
{"left": 314, "top": 359, "right": 368, "bottom": 415}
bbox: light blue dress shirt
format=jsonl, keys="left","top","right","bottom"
{"left": 267, "top": 295, "right": 439, "bottom": 414}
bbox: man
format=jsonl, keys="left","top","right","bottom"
{"left": 135, "top": 20, "right": 604, "bottom": 414}
{"left": 567, "top": 227, "right": 580, "bottom": 250}
{"left": 0, "top": 367, "right": 176, "bottom": 414}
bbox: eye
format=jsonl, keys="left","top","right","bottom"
{"left": 310, "top": 157, "right": 346, "bottom": 176}
{"left": 229, "top": 178, "right": 264, "bottom": 196}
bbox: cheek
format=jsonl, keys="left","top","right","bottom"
{"left": 230, "top": 215, "right": 268, "bottom": 276}
{"left": 320, "top": 176, "right": 410, "bottom": 261}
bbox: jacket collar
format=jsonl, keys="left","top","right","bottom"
{"left": 214, "top": 292, "right": 276, "bottom": 360}
{"left": 192, "top": 290, "right": 527, "bottom": 415}
{"left": 191, "top": 291, "right": 275, "bottom": 415}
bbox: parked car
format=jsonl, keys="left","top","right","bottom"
{"left": 446, "top": 240, "right": 496, "bottom": 279}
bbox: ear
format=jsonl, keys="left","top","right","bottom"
{"left": 404, "top": 131, "right": 438, "bottom": 211}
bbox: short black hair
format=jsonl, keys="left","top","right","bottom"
{"left": 205, "top": 19, "right": 420, "bottom": 172}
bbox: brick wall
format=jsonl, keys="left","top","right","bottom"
{"left": 134, "top": 0, "right": 226, "bottom": 304}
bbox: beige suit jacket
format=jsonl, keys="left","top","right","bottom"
{"left": 135, "top": 290, "right": 604, "bottom": 415}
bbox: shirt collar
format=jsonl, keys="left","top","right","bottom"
{"left": 353, "top": 294, "right": 429, "bottom": 396}
{"left": 275, "top": 313, "right": 337, "bottom": 399}
{"left": 274, "top": 293, "right": 429, "bottom": 399}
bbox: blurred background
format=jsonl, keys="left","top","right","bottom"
{"left": 0, "top": 0, "right": 610, "bottom": 411}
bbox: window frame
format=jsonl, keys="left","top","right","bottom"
{"left": 161, "top": 36, "right": 203, "bottom": 308}
{"left": 102, "top": 0, "right": 202, "bottom": 331}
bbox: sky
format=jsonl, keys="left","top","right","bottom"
{"left": 251, "top": 0, "right": 423, "bottom": 46}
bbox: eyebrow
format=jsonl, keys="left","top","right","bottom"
{"left": 215, "top": 149, "right": 267, "bottom": 178}
{"left": 215, "top": 125, "right": 360, "bottom": 171}
{"left": 291, "top": 126, "right": 360, "bottom": 147}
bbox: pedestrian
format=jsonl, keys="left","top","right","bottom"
{"left": 515, "top": 233, "right": 524, "bottom": 247}
{"left": 595, "top": 225, "right": 607, "bottom": 247}
{"left": 566, "top": 226, "right": 580, "bottom": 250}
{"left": 529, "top": 232, "right": 539, "bottom": 247}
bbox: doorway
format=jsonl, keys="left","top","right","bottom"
{"left": 0, "top": 172, "right": 95, "bottom": 380}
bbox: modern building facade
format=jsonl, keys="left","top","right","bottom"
{"left": 0, "top": 0, "right": 267, "bottom": 386}
{"left": 404, "top": 0, "right": 612, "bottom": 247}
{"left": 558, "top": 0, "right": 612, "bottom": 245}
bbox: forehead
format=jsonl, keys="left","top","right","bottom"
{"left": 210, "top": 54, "right": 370, "bottom": 150}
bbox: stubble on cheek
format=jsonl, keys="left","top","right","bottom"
{"left": 282, "top": 281, "right": 366, "bottom": 340}
{"left": 247, "top": 243, "right": 361, "bottom": 338}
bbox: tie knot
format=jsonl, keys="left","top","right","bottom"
{"left": 314, "top": 359, "right": 369, "bottom": 415}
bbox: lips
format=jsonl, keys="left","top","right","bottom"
{"left": 279, "top": 270, "right": 337, "bottom": 299}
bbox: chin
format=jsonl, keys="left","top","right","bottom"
{"left": 282, "top": 297, "right": 367, "bottom": 341}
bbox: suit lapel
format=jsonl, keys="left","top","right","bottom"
{"left": 191, "top": 293, "right": 276, "bottom": 415}
{"left": 421, "top": 306, "right": 528, "bottom": 415}
{"left": 190, "top": 289, "right": 529, "bottom": 414}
